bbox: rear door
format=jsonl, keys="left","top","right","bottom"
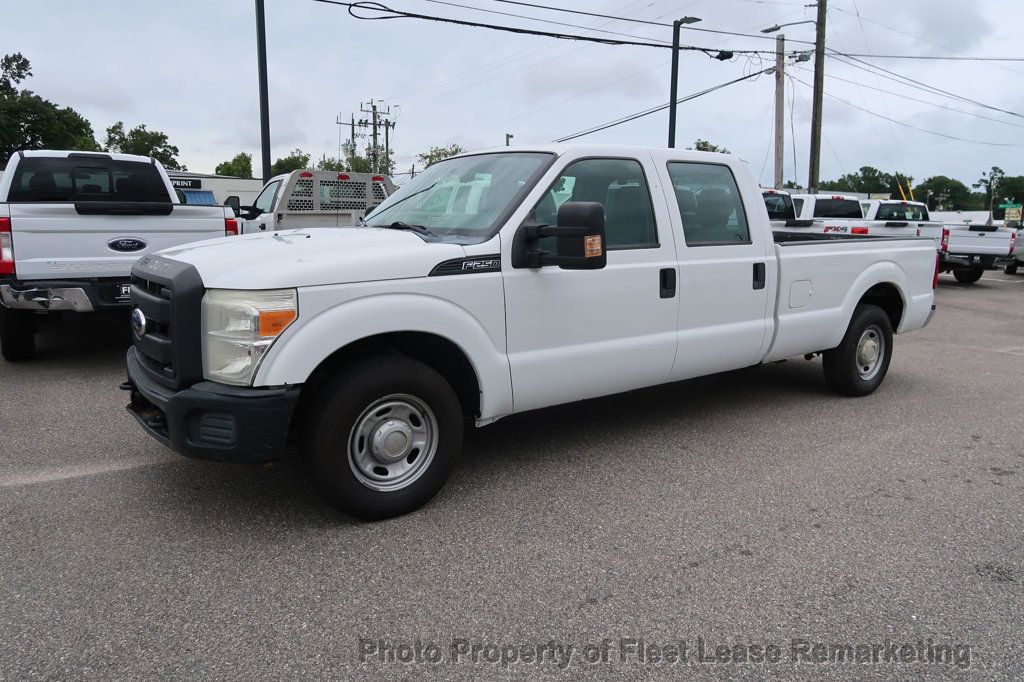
{"left": 655, "top": 158, "right": 773, "bottom": 380}
{"left": 5, "top": 155, "right": 223, "bottom": 280}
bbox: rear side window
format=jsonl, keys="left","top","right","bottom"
{"left": 813, "top": 199, "right": 862, "bottom": 218}
{"left": 668, "top": 162, "right": 750, "bottom": 246}
{"left": 7, "top": 156, "right": 171, "bottom": 203}
{"left": 762, "top": 192, "right": 794, "bottom": 220}
{"left": 793, "top": 198, "right": 804, "bottom": 217}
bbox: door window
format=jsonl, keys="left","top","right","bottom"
{"left": 668, "top": 163, "right": 750, "bottom": 246}
{"left": 532, "top": 158, "right": 657, "bottom": 249}
{"left": 253, "top": 180, "right": 281, "bottom": 213}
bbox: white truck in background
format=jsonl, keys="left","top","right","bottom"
{"left": 235, "top": 170, "right": 395, "bottom": 234}
{"left": 862, "top": 200, "right": 1016, "bottom": 284}
{"left": 0, "top": 150, "right": 238, "bottom": 361}
{"left": 123, "top": 144, "right": 937, "bottom": 519}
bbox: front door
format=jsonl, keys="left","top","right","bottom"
{"left": 502, "top": 155, "right": 680, "bottom": 413}
{"left": 655, "top": 159, "right": 773, "bottom": 380}
{"left": 241, "top": 178, "right": 281, "bottom": 234}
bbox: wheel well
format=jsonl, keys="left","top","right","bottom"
{"left": 858, "top": 283, "right": 904, "bottom": 330}
{"left": 297, "top": 332, "right": 482, "bottom": 421}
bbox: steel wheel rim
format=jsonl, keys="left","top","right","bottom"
{"left": 856, "top": 324, "right": 885, "bottom": 380}
{"left": 348, "top": 393, "right": 439, "bottom": 492}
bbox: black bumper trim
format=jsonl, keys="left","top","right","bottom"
{"left": 1, "top": 276, "right": 133, "bottom": 310}
{"left": 125, "top": 347, "right": 300, "bottom": 462}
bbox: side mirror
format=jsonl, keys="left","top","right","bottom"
{"left": 515, "top": 201, "right": 607, "bottom": 270}
{"left": 224, "top": 195, "right": 241, "bottom": 216}
{"left": 238, "top": 205, "right": 258, "bottom": 220}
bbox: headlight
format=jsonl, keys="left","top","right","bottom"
{"left": 201, "top": 288, "right": 297, "bottom": 386}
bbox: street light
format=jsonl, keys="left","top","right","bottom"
{"left": 761, "top": 19, "right": 815, "bottom": 33}
{"left": 667, "top": 16, "right": 702, "bottom": 148}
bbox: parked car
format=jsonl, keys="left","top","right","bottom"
{"left": 0, "top": 150, "right": 238, "bottom": 361}
{"left": 235, "top": 169, "right": 395, "bottom": 234}
{"left": 761, "top": 189, "right": 917, "bottom": 238}
{"left": 123, "top": 145, "right": 937, "bottom": 519}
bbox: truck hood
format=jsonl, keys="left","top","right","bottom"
{"left": 157, "top": 228, "right": 467, "bottom": 289}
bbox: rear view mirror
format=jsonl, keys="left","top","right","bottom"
{"left": 224, "top": 195, "right": 241, "bottom": 216}
{"left": 516, "top": 201, "right": 607, "bottom": 270}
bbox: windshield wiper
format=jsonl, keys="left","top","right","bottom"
{"left": 381, "top": 221, "right": 436, "bottom": 237}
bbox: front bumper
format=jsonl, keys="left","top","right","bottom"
{"left": 1, "top": 277, "right": 133, "bottom": 312}
{"left": 123, "top": 346, "right": 300, "bottom": 462}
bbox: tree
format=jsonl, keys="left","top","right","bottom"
{"left": 317, "top": 151, "right": 395, "bottom": 175}
{"left": 417, "top": 144, "right": 464, "bottom": 168}
{"left": 687, "top": 139, "right": 730, "bottom": 154}
{"left": 0, "top": 53, "right": 100, "bottom": 163}
{"left": 912, "top": 176, "right": 974, "bottom": 211}
{"left": 215, "top": 152, "right": 253, "bottom": 178}
{"left": 270, "top": 148, "right": 310, "bottom": 176}
{"left": 316, "top": 155, "right": 347, "bottom": 172}
{"left": 105, "top": 122, "right": 184, "bottom": 170}
{"left": 973, "top": 166, "right": 1005, "bottom": 215}
{"left": 817, "top": 166, "right": 913, "bottom": 198}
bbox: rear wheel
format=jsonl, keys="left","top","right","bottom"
{"left": 1004, "top": 261, "right": 1019, "bottom": 275}
{"left": 952, "top": 266, "right": 985, "bottom": 284}
{"left": 0, "top": 308, "right": 36, "bottom": 362}
{"left": 302, "top": 355, "right": 464, "bottom": 520}
{"left": 823, "top": 304, "right": 893, "bottom": 397}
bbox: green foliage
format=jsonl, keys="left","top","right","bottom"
{"left": 688, "top": 139, "right": 730, "bottom": 154}
{"left": 105, "top": 121, "right": 185, "bottom": 170}
{"left": 270, "top": 148, "right": 311, "bottom": 176}
{"left": 316, "top": 152, "right": 394, "bottom": 175}
{"left": 316, "top": 155, "right": 347, "bottom": 172}
{"left": 417, "top": 144, "right": 464, "bottom": 168}
{"left": 818, "top": 166, "right": 913, "bottom": 198}
{"left": 215, "top": 152, "right": 253, "bottom": 178}
{"left": 912, "top": 176, "right": 975, "bottom": 210}
{"left": 0, "top": 53, "right": 100, "bottom": 164}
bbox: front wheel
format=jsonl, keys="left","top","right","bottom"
{"left": 952, "top": 266, "right": 985, "bottom": 284}
{"left": 0, "top": 308, "right": 36, "bottom": 362}
{"left": 823, "top": 304, "right": 893, "bottom": 397}
{"left": 303, "top": 355, "right": 464, "bottom": 520}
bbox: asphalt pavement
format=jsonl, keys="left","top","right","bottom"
{"left": 1, "top": 272, "right": 1021, "bottom": 679}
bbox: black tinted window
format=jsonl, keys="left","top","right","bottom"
{"left": 533, "top": 158, "right": 657, "bottom": 248}
{"left": 8, "top": 156, "right": 170, "bottom": 203}
{"left": 813, "top": 199, "right": 862, "bottom": 218}
{"left": 876, "top": 203, "right": 928, "bottom": 221}
{"left": 762, "top": 192, "right": 794, "bottom": 220}
{"left": 668, "top": 162, "right": 750, "bottom": 246}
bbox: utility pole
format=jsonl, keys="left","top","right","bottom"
{"left": 807, "top": 0, "right": 827, "bottom": 192}
{"left": 666, "top": 16, "right": 701, "bottom": 148}
{"left": 505, "top": 133, "right": 514, "bottom": 146}
{"left": 254, "top": 0, "right": 272, "bottom": 182}
{"left": 359, "top": 99, "right": 395, "bottom": 175}
{"left": 773, "top": 34, "right": 785, "bottom": 189}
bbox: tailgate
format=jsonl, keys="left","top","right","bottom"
{"left": 7, "top": 203, "right": 227, "bottom": 279}
{"left": 946, "top": 227, "right": 1013, "bottom": 256}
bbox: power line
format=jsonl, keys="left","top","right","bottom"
{"left": 789, "top": 76, "right": 1024, "bottom": 148}
{"left": 552, "top": 67, "right": 774, "bottom": 143}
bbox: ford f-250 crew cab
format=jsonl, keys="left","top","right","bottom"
{"left": 122, "top": 145, "right": 937, "bottom": 519}
{"left": 0, "top": 150, "right": 238, "bottom": 361}
{"left": 862, "top": 200, "right": 1016, "bottom": 284}
{"left": 236, "top": 169, "right": 395, "bottom": 234}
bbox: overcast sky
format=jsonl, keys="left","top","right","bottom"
{"left": 8, "top": 0, "right": 1022, "bottom": 187}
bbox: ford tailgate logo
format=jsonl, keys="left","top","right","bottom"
{"left": 108, "top": 238, "right": 147, "bottom": 252}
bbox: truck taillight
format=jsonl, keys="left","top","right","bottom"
{"left": 940, "top": 227, "right": 949, "bottom": 252}
{"left": 933, "top": 253, "right": 940, "bottom": 289}
{"left": 337, "top": 173, "right": 350, "bottom": 181}
{"left": 300, "top": 171, "right": 313, "bottom": 178}
{"left": 225, "top": 218, "right": 239, "bottom": 236}
{"left": 851, "top": 227, "right": 869, "bottom": 235}
{"left": 0, "top": 216, "right": 13, "bottom": 275}
{"left": 1010, "top": 230, "right": 1017, "bottom": 256}
{"left": 371, "top": 175, "right": 385, "bottom": 182}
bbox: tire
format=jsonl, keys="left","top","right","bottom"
{"left": 1005, "top": 261, "right": 1019, "bottom": 275}
{"left": 302, "top": 355, "right": 464, "bottom": 520}
{"left": 952, "top": 266, "right": 984, "bottom": 284}
{"left": 0, "top": 307, "right": 36, "bottom": 362}
{"left": 823, "top": 304, "right": 893, "bottom": 397}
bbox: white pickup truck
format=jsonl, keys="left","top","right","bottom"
{"left": 122, "top": 145, "right": 937, "bottom": 519}
{"left": 0, "top": 150, "right": 238, "bottom": 361}
{"left": 862, "top": 200, "right": 1016, "bottom": 284}
{"left": 235, "top": 169, "right": 395, "bottom": 234}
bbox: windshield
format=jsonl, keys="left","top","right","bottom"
{"left": 876, "top": 203, "right": 928, "bottom": 221}
{"left": 762, "top": 192, "right": 794, "bottom": 220}
{"left": 363, "top": 152, "right": 552, "bottom": 242}
{"left": 813, "top": 198, "right": 863, "bottom": 219}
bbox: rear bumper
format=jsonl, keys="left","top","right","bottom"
{"left": 0, "top": 277, "right": 132, "bottom": 312}
{"left": 123, "top": 347, "right": 300, "bottom": 462}
{"left": 940, "top": 253, "right": 1013, "bottom": 269}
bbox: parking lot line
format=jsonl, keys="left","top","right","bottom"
{"left": 0, "top": 459, "right": 160, "bottom": 488}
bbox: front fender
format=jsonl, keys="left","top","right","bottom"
{"left": 254, "top": 291, "right": 513, "bottom": 421}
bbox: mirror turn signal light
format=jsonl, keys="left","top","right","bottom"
{"left": 584, "top": 235, "right": 603, "bottom": 258}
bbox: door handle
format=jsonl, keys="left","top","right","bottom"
{"left": 258, "top": 223, "right": 266, "bottom": 231}
{"left": 753, "top": 262, "right": 766, "bottom": 290}
{"left": 659, "top": 268, "right": 676, "bottom": 298}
